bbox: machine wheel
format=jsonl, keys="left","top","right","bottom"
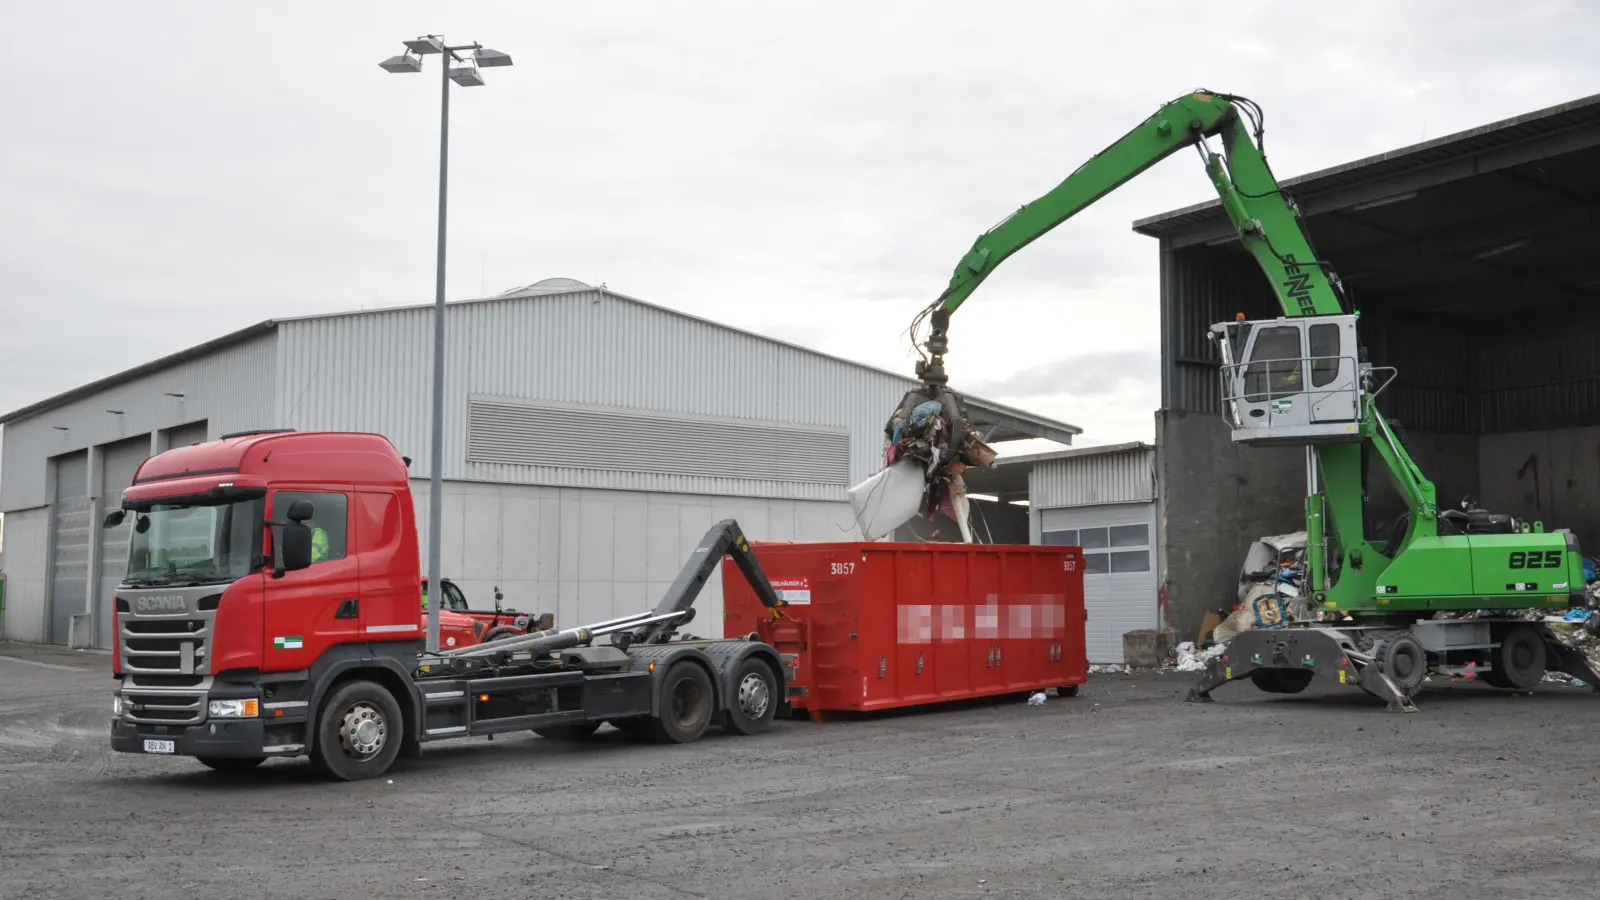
{"left": 481, "top": 625, "right": 524, "bottom": 643}
{"left": 1488, "top": 624, "right": 1546, "bottom": 690}
{"left": 309, "top": 679, "right": 403, "bottom": 782}
{"left": 1248, "top": 668, "right": 1314, "bottom": 694}
{"left": 1377, "top": 633, "right": 1428, "bottom": 698}
{"left": 533, "top": 721, "right": 601, "bottom": 741}
{"left": 722, "top": 657, "right": 778, "bottom": 736}
{"left": 197, "top": 755, "right": 265, "bottom": 773}
{"left": 642, "top": 662, "right": 714, "bottom": 744}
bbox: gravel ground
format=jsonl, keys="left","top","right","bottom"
{"left": 4, "top": 640, "right": 1600, "bottom": 900}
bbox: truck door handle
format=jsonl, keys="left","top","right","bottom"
{"left": 335, "top": 598, "right": 359, "bottom": 620}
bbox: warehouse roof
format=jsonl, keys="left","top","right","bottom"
{"left": 1134, "top": 91, "right": 1600, "bottom": 238}
{"left": 0, "top": 281, "right": 1083, "bottom": 445}
{"left": 1132, "top": 91, "right": 1600, "bottom": 324}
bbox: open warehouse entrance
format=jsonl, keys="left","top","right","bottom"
{"left": 1135, "top": 93, "right": 1600, "bottom": 642}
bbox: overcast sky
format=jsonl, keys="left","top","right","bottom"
{"left": 3, "top": 0, "right": 1596, "bottom": 458}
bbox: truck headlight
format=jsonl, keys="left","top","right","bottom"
{"left": 113, "top": 695, "right": 124, "bottom": 718}
{"left": 208, "top": 699, "right": 260, "bottom": 719}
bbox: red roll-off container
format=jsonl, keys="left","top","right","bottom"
{"left": 722, "top": 541, "right": 1087, "bottom": 717}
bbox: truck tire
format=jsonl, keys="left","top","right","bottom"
{"left": 310, "top": 679, "right": 403, "bottom": 782}
{"left": 198, "top": 755, "right": 265, "bottom": 773}
{"left": 642, "top": 661, "right": 714, "bottom": 744}
{"left": 533, "top": 721, "right": 601, "bottom": 741}
{"left": 722, "top": 656, "right": 778, "bottom": 736}
{"left": 1486, "top": 624, "right": 1546, "bottom": 690}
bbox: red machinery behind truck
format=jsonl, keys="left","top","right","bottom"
{"left": 105, "top": 430, "right": 794, "bottom": 781}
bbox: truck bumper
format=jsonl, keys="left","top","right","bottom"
{"left": 110, "top": 717, "right": 281, "bottom": 758}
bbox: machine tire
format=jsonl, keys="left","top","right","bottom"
{"left": 1490, "top": 624, "right": 1546, "bottom": 690}
{"left": 722, "top": 657, "right": 778, "bottom": 736}
{"left": 482, "top": 625, "right": 523, "bottom": 643}
{"left": 310, "top": 679, "right": 403, "bottom": 782}
{"left": 641, "top": 661, "right": 715, "bottom": 744}
{"left": 1249, "top": 668, "right": 1314, "bottom": 694}
{"left": 1377, "top": 633, "right": 1428, "bottom": 698}
{"left": 197, "top": 755, "right": 265, "bottom": 773}
{"left": 533, "top": 721, "right": 601, "bottom": 741}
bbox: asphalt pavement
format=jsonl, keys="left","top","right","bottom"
{"left": 3, "top": 640, "right": 1599, "bottom": 900}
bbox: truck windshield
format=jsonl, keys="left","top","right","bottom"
{"left": 124, "top": 498, "right": 263, "bottom": 587}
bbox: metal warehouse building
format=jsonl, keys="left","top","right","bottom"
{"left": 0, "top": 278, "right": 1082, "bottom": 650}
{"left": 1137, "top": 92, "right": 1600, "bottom": 643}
{"left": 999, "top": 442, "right": 1159, "bottom": 663}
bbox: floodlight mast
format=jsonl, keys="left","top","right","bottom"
{"left": 378, "top": 35, "right": 514, "bottom": 652}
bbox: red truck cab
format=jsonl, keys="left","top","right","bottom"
{"left": 108, "top": 430, "right": 431, "bottom": 764}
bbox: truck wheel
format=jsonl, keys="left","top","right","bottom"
{"left": 310, "top": 680, "right": 403, "bottom": 782}
{"left": 1377, "top": 634, "right": 1427, "bottom": 698}
{"left": 198, "top": 756, "right": 265, "bottom": 773}
{"left": 533, "top": 721, "right": 601, "bottom": 741}
{"left": 722, "top": 657, "right": 778, "bottom": 736}
{"left": 1489, "top": 624, "right": 1546, "bottom": 690}
{"left": 643, "top": 662, "right": 714, "bottom": 744}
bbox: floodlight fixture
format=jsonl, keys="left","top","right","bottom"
{"left": 404, "top": 35, "right": 445, "bottom": 55}
{"left": 448, "top": 64, "right": 486, "bottom": 87}
{"left": 379, "top": 53, "right": 422, "bottom": 74}
{"left": 475, "top": 47, "right": 514, "bottom": 68}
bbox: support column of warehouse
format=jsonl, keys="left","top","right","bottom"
{"left": 1134, "top": 93, "right": 1600, "bottom": 644}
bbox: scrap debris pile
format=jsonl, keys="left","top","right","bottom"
{"left": 847, "top": 385, "right": 997, "bottom": 542}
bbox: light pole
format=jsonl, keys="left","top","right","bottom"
{"left": 380, "top": 35, "right": 514, "bottom": 652}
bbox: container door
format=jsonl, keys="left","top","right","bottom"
{"left": 931, "top": 549, "right": 972, "bottom": 700}
{"left": 893, "top": 551, "right": 937, "bottom": 705}
{"left": 1237, "top": 322, "right": 1311, "bottom": 429}
{"left": 969, "top": 552, "right": 1007, "bottom": 695}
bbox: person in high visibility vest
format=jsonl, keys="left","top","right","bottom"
{"left": 310, "top": 526, "right": 330, "bottom": 563}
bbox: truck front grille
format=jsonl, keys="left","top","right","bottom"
{"left": 121, "top": 676, "right": 212, "bottom": 726}
{"left": 120, "top": 618, "right": 210, "bottom": 675}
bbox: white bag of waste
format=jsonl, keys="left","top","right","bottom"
{"left": 848, "top": 458, "right": 927, "bottom": 541}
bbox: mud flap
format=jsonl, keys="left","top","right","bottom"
{"left": 1184, "top": 627, "right": 1417, "bottom": 712}
{"left": 1538, "top": 625, "right": 1600, "bottom": 690}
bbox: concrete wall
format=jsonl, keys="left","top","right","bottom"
{"left": 0, "top": 507, "right": 48, "bottom": 642}
{"left": 410, "top": 479, "right": 858, "bottom": 639}
{"left": 1479, "top": 426, "right": 1600, "bottom": 548}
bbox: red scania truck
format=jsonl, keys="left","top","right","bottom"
{"left": 105, "top": 429, "right": 793, "bottom": 780}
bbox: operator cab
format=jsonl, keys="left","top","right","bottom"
{"left": 1209, "top": 313, "right": 1390, "bottom": 447}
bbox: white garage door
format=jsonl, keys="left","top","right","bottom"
{"left": 1040, "top": 502, "right": 1157, "bottom": 664}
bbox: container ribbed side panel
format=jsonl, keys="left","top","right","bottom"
{"left": 1, "top": 334, "right": 279, "bottom": 512}
{"left": 1030, "top": 448, "right": 1157, "bottom": 508}
{"left": 277, "top": 291, "right": 934, "bottom": 499}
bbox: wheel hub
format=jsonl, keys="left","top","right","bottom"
{"left": 738, "top": 672, "right": 770, "bottom": 719}
{"left": 340, "top": 702, "right": 387, "bottom": 760}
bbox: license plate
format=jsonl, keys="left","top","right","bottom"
{"left": 143, "top": 739, "right": 176, "bottom": 754}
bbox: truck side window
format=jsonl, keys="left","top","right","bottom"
{"left": 272, "top": 490, "right": 349, "bottom": 567}
{"left": 1308, "top": 323, "right": 1341, "bottom": 388}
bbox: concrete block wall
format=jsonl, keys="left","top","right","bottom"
{"left": 1479, "top": 426, "right": 1600, "bottom": 547}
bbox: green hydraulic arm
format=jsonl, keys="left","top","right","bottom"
{"left": 908, "top": 89, "right": 1441, "bottom": 613}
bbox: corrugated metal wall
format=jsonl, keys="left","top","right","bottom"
{"left": 277, "top": 291, "right": 922, "bottom": 499}
{"left": 0, "top": 333, "right": 279, "bottom": 512}
{"left": 1029, "top": 447, "right": 1158, "bottom": 508}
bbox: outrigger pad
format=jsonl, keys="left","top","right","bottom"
{"left": 1539, "top": 626, "right": 1600, "bottom": 691}
{"left": 1184, "top": 627, "right": 1417, "bottom": 713}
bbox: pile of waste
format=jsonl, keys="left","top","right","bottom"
{"left": 847, "top": 385, "right": 998, "bottom": 542}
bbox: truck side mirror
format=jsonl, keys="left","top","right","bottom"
{"left": 103, "top": 509, "right": 126, "bottom": 529}
{"left": 279, "top": 522, "right": 314, "bottom": 574}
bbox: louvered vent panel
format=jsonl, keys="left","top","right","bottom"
{"left": 468, "top": 396, "right": 850, "bottom": 485}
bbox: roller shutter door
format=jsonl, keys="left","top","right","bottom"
{"left": 1040, "top": 502, "right": 1157, "bottom": 664}
{"left": 97, "top": 437, "right": 151, "bottom": 648}
{"left": 48, "top": 452, "right": 91, "bottom": 645}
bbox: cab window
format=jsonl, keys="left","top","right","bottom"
{"left": 272, "top": 490, "right": 349, "bottom": 567}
